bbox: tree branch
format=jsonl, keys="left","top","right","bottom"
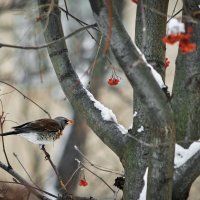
{"left": 173, "top": 149, "right": 200, "bottom": 199}
{"left": 0, "top": 24, "right": 97, "bottom": 50}
{"left": 37, "top": 0, "right": 126, "bottom": 158}
{"left": 0, "top": 161, "right": 48, "bottom": 200}
{"left": 172, "top": 0, "right": 200, "bottom": 146}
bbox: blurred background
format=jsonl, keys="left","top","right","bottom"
{"left": 0, "top": 0, "right": 198, "bottom": 200}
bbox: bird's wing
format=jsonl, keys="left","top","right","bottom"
{"left": 13, "top": 119, "right": 61, "bottom": 133}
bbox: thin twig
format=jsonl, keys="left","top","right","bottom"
{"left": 0, "top": 81, "right": 51, "bottom": 118}
{"left": 63, "top": 0, "right": 69, "bottom": 20}
{"left": 13, "top": 153, "right": 40, "bottom": 189}
{"left": 87, "top": 35, "right": 103, "bottom": 89}
{"left": 58, "top": 7, "right": 99, "bottom": 32}
{"left": 76, "top": 159, "right": 115, "bottom": 193}
{"left": 40, "top": 145, "right": 67, "bottom": 192}
{"left": 0, "top": 180, "right": 58, "bottom": 198}
{"left": 64, "top": 165, "right": 81, "bottom": 187}
{"left": 171, "top": 0, "right": 179, "bottom": 17}
{"left": 112, "top": 188, "right": 120, "bottom": 200}
{"left": 0, "top": 90, "right": 14, "bottom": 97}
{"left": 0, "top": 161, "right": 49, "bottom": 199}
{"left": 0, "top": 100, "right": 12, "bottom": 168}
{"left": 0, "top": 24, "right": 97, "bottom": 50}
{"left": 74, "top": 146, "right": 124, "bottom": 175}
{"left": 167, "top": 8, "right": 183, "bottom": 23}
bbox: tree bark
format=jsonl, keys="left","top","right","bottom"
{"left": 172, "top": 1, "right": 200, "bottom": 199}
{"left": 172, "top": 1, "right": 200, "bottom": 147}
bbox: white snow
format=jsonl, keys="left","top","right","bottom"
{"left": 174, "top": 142, "right": 200, "bottom": 168}
{"left": 86, "top": 89, "right": 117, "bottom": 123}
{"left": 133, "top": 111, "right": 138, "bottom": 118}
{"left": 86, "top": 89, "right": 128, "bottom": 134}
{"left": 167, "top": 18, "right": 185, "bottom": 35}
{"left": 147, "top": 64, "right": 167, "bottom": 89}
{"left": 137, "top": 126, "right": 144, "bottom": 133}
{"left": 138, "top": 167, "right": 148, "bottom": 200}
{"left": 134, "top": 47, "right": 167, "bottom": 89}
{"left": 118, "top": 124, "right": 128, "bottom": 134}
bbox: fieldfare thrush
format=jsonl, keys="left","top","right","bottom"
{"left": 0, "top": 116, "right": 74, "bottom": 145}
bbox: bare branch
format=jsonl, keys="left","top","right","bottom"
{"left": 0, "top": 100, "right": 12, "bottom": 168}
{"left": 0, "top": 180, "right": 58, "bottom": 198}
{"left": 13, "top": 153, "right": 40, "bottom": 189}
{"left": 40, "top": 145, "right": 67, "bottom": 192}
{"left": 75, "top": 159, "right": 115, "bottom": 193}
{"left": 0, "top": 81, "right": 51, "bottom": 118}
{"left": 0, "top": 24, "right": 97, "bottom": 50}
{"left": 0, "top": 161, "right": 49, "bottom": 199}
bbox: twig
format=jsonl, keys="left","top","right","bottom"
{"left": 63, "top": 0, "right": 69, "bottom": 20}
{"left": 0, "top": 180, "right": 58, "bottom": 198}
{"left": 58, "top": 7, "right": 99, "bottom": 32}
{"left": 89, "top": 35, "right": 103, "bottom": 74}
{"left": 167, "top": 8, "right": 183, "bottom": 23}
{"left": 75, "top": 159, "right": 115, "bottom": 193}
{"left": 0, "top": 24, "right": 97, "bottom": 50}
{"left": 0, "top": 90, "right": 14, "bottom": 97}
{"left": 40, "top": 145, "right": 67, "bottom": 192}
{"left": 112, "top": 188, "right": 120, "bottom": 200}
{"left": 171, "top": 0, "right": 179, "bottom": 17}
{"left": 13, "top": 153, "right": 40, "bottom": 189}
{"left": 64, "top": 165, "right": 81, "bottom": 187}
{"left": 74, "top": 146, "right": 124, "bottom": 175}
{"left": 0, "top": 160, "right": 49, "bottom": 199}
{"left": 0, "top": 99, "right": 12, "bottom": 168}
{"left": 59, "top": 6, "right": 115, "bottom": 71}
{"left": 0, "top": 81, "right": 51, "bottom": 118}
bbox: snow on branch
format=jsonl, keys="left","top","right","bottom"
{"left": 167, "top": 18, "right": 185, "bottom": 35}
{"left": 174, "top": 142, "right": 200, "bottom": 168}
{"left": 134, "top": 45, "right": 167, "bottom": 89}
{"left": 86, "top": 89, "right": 128, "bottom": 134}
{"left": 138, "top": 167, "right": 148, "bottom": 200}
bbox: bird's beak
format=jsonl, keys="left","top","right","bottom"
{"left": 67, "top": 119, "right": 75, "bottom": 124}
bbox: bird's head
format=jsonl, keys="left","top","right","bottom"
{"left": 54, "top": 117, "right": 74, "bottom": 129}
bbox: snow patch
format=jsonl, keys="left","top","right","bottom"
{"left": 86, "top": 89, "right": 128, "bottom": 134}
{"left": 147, "top": 64, "right": 166, "bottom": 89}
{"left": 138, "top": 167, "right": 148, "bottom": 200}
{"left": 86, "top": 89, "right": 117, "bottom": 123}
{"left": 134, "top": 47, "right": 167, "bottom": 89}
{"left": 174, "top": 142, "right": 200, "bottom": 168}
{"left": 133, "top": 111, "right": 138, "bottom": 118}
{"left": 167, "top": 18, "right": 185, "bottom": 35}
{"left": 118, "top": 124, "right": 128, "bottom": 134}
{"left": 137, "top": 126, "right": 144, "bottom": 133}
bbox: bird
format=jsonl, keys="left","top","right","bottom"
{"left": 0, "top": 117, "right": 74, "bottom": 145}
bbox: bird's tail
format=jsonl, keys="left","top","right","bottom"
{"left": 0, "top": 131, "right": 19, "bottom": 136}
